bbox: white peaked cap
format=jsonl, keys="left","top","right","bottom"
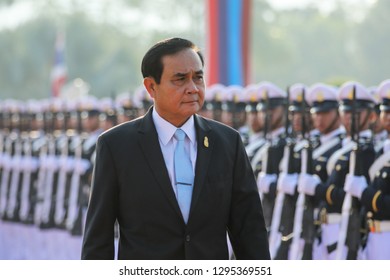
{"left": 257, "top": 81, "right": 286, "bottom": 100}
{"left": 338, "top": 81, "right": 375, "bottom": 103}
{"left": 377, "top": 79, "right": 390, "bottom": 100}
{"left": 289, "top": 83, "right": 309, "bottom": 103}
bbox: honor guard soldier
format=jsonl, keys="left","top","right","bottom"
{"left": 116, "top": 92, "right": 138, "bottom": 124}
{"left": 255, "top": 81, "right": 287, "bottom": 230}
{"left": 271, "top": 83, "right": 314, "bottom": 259}
{"left": 220, "top": 85, "right": 238, "bottom": 127}
{"left": 134, "top": 85, "right": 153, "bottom": 117}
{"left": 18, "top": 100, "right": 41, "bottom": 226}
{"left": 222, "top": 85, "right": 249, "bottom": 144}
{"left": 0, "top": 100, "right": 4, "bottom": 188}
{"left": 299, "top": 81, "right": 376, "bottom": 259}
{"left": 99, "top": 97, "right": 118, "bottom": 131}
{"left": 51, "top": 98, "right": 75, "bottom": 230}
{"left": 67, "top": 96, "right": 102, "bottom": 236}
{"left": 244, "top": 83, "right": 265, "bottom": 162}
{"left": 198, "top": 84, "right": 214, "bottom": 119}
{"left": 291, "top": 83, "right": 345, "bottom": 260}
{"left": 0, "top": 100, "right": 13, "bottom": 210}
{"left": 344, "top": 79, "right": 390, "bottom": 259}
{"left": 38, "top": 97, "right": 66, "bottom": 229}
{"left": 368, "top": 86, "right": 388, "bottom": 154}
{"left": 2, "top": 100, "right": 24, "bottom": 222}
{"left": 205, "top": 83, "right": 225, "bottom": 122}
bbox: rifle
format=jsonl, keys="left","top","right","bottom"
{"left": 33, "top": 132, "right": 48, "bottom": 226}
{"left": 6, "top": 129, "right": 23, "bottom": 220}
{"left": 19, "top": 114, "right": 38, "bottom": 222}
{"left": 300, "top": 89, "right": 316, "bottom": 260}
{"left": 54, "top": 110, "right": 70, "bottom": 226}
{"left": 66, "top": 110, "right": 90, "bottom": 235}
{"left": 258, "top": 90, "right": 272, "bottom": 226}
{"left": 40, "top": 111, "right": 58, "bottom": 228}
{"left": 269, "top": 87, "right": 293, "bottom": 259}
{"left": 40, "top": 133, "right": 57, "bottom": 227}
{"left": 0, "top": 134, "right": 13, "bottom": 218}
{"left": 336, "top": 85, "right": 360, "bottom": 259}
{"left": 290, "top": 88, "right": 315, "bottom": 259}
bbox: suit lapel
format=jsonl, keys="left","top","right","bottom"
{"left": 190, "top": 115, "right": 213, "bottom": 216}
{"left": 137, "top": 108, "right": 183, "bottom": 218}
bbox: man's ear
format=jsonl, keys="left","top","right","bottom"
{"left": 143, "top": 77, "right": 156, "bottom": 99}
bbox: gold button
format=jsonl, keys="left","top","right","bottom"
{"left": 336, "top": 164, "right": 341, "bottom": 171}
{"left": 382, "top": 172, "right": 387, "bottom": 179}
{"left": 316, "top": 165, "right": 321, "bottom": 172}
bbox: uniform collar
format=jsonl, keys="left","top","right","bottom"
{"left": 320, "top": 126, "right": 345, "bottom": 144}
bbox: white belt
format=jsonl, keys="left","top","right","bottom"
{"left": 327, "top": 213, "right": 341, "bottom": 224}
{"left": 371, "top": 220, "right": 390, "bottom": 233}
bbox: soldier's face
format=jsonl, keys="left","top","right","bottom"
{"left": 313, "top": 110, "right": 340, "bottom": 134}
{"left": 247, "top": 112, "right": 262, "bottom": 133}
{"left": 269, "top": 106, "right": 284, "bottom": 130}
{"left": 221, "top": 111, "right": 233, "bottom": 127}
{"left": 340, "top": 109, "right": 374, "bottom": 135}
{"left": 380, "top": 111, "right": 390, "bottom": 133}
{"left": 82, "top": 115, "right": 100, "bottom": 132}
{"left": 291, "top": 112, "right": 302, "bottom": 133}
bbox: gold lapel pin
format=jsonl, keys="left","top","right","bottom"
{"left": 204, "top": 136, "right": 209, "bottom": 148}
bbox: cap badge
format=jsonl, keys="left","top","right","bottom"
{"left": 348, "top": 89, "right": 354, "bottom": 100}
{"left": 262, "top": 90, "right": 268, "bottom": 99}
{"left": 316, "top": 91, "right": 324, "bottom": 102}
{"left": 297, "top": 93, "right": 303, "bottom": 102}
{"left": 250, "top": 93, "right": 257, "bottom": 102}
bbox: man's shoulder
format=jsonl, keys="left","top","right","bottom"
{"left": 99, "top": 117, "right": 143, "bottom": 140}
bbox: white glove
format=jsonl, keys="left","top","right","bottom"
{"left": 277, "top": 172, "right": 298, "bottom": 195}
{"left": 257, "top": 172, "right": 277, "bottom": 194}
{"left": 22, "top": 156, "right": 39, "bottom": 172}
{"left": 298, "top": 173, "right": 321, "bottom": 196}
{"left": 344, "top": 174, "right": 368, "bottom": 199}
{"left": 1, "top": 154, "right": 11, "bottom": 170}
{"left": 74, "top": 158, "right": 91, "bottom": 175}
{"left": 45, "top": 155, "right": 59, "bottom": 171}
{"left": 10, "top": 155, "right": 22, "bottom": 171}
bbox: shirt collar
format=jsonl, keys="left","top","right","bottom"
{"left": 152, "top": 108, "right": 196, "bottom": 145}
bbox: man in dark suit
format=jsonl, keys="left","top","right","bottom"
{"left": 81, "top": 37, "right": 270, "bottom": 260}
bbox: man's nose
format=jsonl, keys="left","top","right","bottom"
{"left": 186, "top": 79, "right": 199, "bottom": 94}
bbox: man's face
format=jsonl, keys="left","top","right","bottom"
{"left": 247, "top": 111, "right": 263, "bottom": 133}
{"left": 291, "top": 112, "right": 302, "bottom": 133}
{"left": 221, "top": 111, "right": 233, "bottom": 127}
{"left": 259, "top": 105, "right": 285, "bottom": 131}
{"left": 82, "top": 114, "right": 100, "bottom": 133}
{"left": 380, "top": 111, "right": 390, "bottom": 133}
{"left": 144, "top": 48, "right": 205, "bottom": 127}
{"left": 340, "top": 109, "right": 372, "bottom": 135}
{"left": 312, "top": 110, "right": 340, "bottom": 134}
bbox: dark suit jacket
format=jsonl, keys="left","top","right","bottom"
{"left": 81, "top": 107, "right": 270, "bottom": 260}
